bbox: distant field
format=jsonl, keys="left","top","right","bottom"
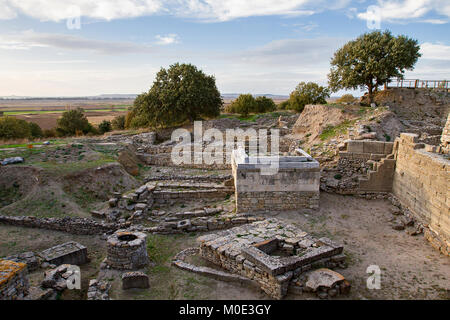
{"left": 0, "top": 98, "right": 133, "bottom": 130}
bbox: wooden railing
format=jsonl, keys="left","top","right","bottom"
{"left": 387, "top": 79, "right": 449, "bottom": 89}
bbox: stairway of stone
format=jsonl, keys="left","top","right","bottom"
{"left": 357, "top": 155, "right": 396, "bottom": 192}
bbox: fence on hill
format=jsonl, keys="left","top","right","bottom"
{"left": 386, "top": 79, "right": 448, "bottom": 90}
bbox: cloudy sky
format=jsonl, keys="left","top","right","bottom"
{"left": 0, "top": 0, "right": 449, "bottom": 96}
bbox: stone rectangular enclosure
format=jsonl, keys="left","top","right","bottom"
{"left": 231, "top": 148, "right": 320, "bottom": 213}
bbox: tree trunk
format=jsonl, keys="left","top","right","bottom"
{"left": 367, "top": 82, "right": 373, "bottom": 104}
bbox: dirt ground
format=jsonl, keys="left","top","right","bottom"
{"left": 1, "top": 192, "right": 448, "bottom": 300}
{"left": 13, "top": 111, "right": 127, "bottom": 130}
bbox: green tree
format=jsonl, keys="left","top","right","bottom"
{"left": 56, "top": 108, "right": 93, "bottom": 136}
{"left": 0, "top": 117, "right": 31, "bottom": 139}
{"left": 285, "top": 82, "right": 330, "bottom": 112}
{"left": 328, "top": 30, "right": 421, "bottom": 103}
{"left": 255, "top": 96, "right": 277, "bottom": 113}
{"left": 130, "top": 63, "right": 222, "bottom": 128}
{"left": 98, "top": 120, "right": 112, "bottom": 134}
{"left": 111, "top": 115, "right": 126, "bottom": 130}
{"left": 336, "top": 94, "right": 357, "bottom": 104}
{"left": 28, "top": 122, "right": 43, "bottom": 138}
{"left": 228, "top": 94, "right": 257, "bottom": 117}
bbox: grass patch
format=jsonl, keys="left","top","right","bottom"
{"left": 0, "top": 183, "right": 22, "bottom": 207}
{"left": 32, "top": 156, "right": 116, "bottom": 173}
{"left": 319, "top": 120, "right": 355, "bottom": 141}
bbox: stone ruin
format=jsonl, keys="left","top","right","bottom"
{"left": 192, "top": 218, "right": 345, "bottom": 299}
{"left": 0, "top": 259, "right": 29, "bottom": 300}
{"left": 105, "top": 230, "right": 150, "bottom": 270}
{"left": 232, "top": 148, "right": 320, "bottom": 213}
{"left": 39, "top": 241, "right": 88, "bottom": 266}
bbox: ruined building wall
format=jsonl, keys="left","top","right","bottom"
{"left": 0, "top": 260, "right": 29, "bottom": 300}
{"left": 441, "top": 113, "right": 450, "bottom": 153}
{"left": 232, "top": 150, "right": 320, "bottom": 213}
{"left": 392, "top": 133, "right": 449, "bottom": 255}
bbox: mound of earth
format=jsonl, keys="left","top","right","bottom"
{"left": 0, "top": 162, "right": 138, "bottom": 218}
{"left": 62, "top": 162, "right": 139, "bottom": 201}
{"left": 0, "top": 166, "right": 41, "bottom": 207}
{"left": 288, "top": 104, "right": 356, "bottom": 151}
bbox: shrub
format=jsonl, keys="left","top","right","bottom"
{"left": 277, "top": 100, "right": 290, "bottom": 110}
{"left": 43, "top": 129, "right": 56, "bottom": 138}
{"left": 28, "top": 122, "right": 43, "bottom": 138}
{"left": 255, "top": 96, "right": 277, "bottom": 113}
{"left": 287, "top": 82, "right": 330, "bottom": 113}
{"left": 56, "top": 108, "right": 94, "bottom": 136}
{"left": 227, "top": 94, "right": 257, "bottom": 117}
{"left": 0, "top": 116, "right": 32, "bottom": 139}
{"left": 98, "top": 120, "right": 112, "bottom": 134}
{"left": 111, "top": 115, "right": 126, "bottom": 130}
{"left": 336, "top": 94, "right": 357, "bottom": 104}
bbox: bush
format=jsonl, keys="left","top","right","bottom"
{"left": 56, "top": 108, "right": 94, "bottom": 136}
{"left": 43, "top": 129, "right": 56, "bottom": 138}
{"left": 227, "top": 94, "right": 257, "bottom": 117}
{"left": 111, "top": 115, "right": 125, "bottom": 130}
{"left": 226, "top": 95, "right": 276, "bottom": 116}
{"left": 277, "top": 100, "right": 290, "bottom": 110}
{"left": 28, "top": 122, "right": 43, "bottom": 138}
{"left": 336, "top": 94, "right": 357, "bottom": 104}
{"left": 0, "top": 116, "right": 32, "bottom": 139}
{"left": 98, "top": 120, "right": 112, "bottom": 134}
{"left": 286, "top": 82, "right": 330, "bottom": 113}
{"left": 255, "top": 96, "right": 277, "bottom": 113}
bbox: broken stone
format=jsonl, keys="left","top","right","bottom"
{"left": 392, "top": 222, "right": 405, "bottom": 231}
{"left": 305, "top": 268, "right": 346, "bottom": 292}
{"left": 177, "top": 219, "right": 191, "bottom": 230}
{"left": 108, "top": 198, "right": 118, "bottom": 208}
{"left": 121, "top": 271, "right": 150, "bottom": 289}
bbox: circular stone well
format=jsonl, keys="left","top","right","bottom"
{"left": 106, "top": 230, "right": 149, "bottom": 270}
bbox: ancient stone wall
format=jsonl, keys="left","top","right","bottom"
{"left": 232, "top": 149, "right": 320, "bottom": 213}
{"left": 0, "top": 215, "right": 127, "bottom": 235}
{"left": 338, "top": 140, "right": 394, "bottom": 175}
{"left": 0, "top": 260, "right": 29, "bottom": 300}
{"left": 441, "top": 113, "right": 450, "bottom": 153}
{"left": 196, "top": 219, "right": 345, "bottom": 299}
{"left": 392, "top": 133, "right": 449, "bottom": 255}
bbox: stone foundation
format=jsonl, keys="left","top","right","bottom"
{"left": 0, "top": 259, "right": 29, "bottom": 300}
{"left": 197, "top": 219, "right": 344, "bottom": 299}
{"left": 232, "top": 148, "right": 320, "bottom": 213}
{"left": 39, "top": 242, "right": 88, "bottom": 266}
{"left": 392, "top": 133, "right": 449, "bottom": 255}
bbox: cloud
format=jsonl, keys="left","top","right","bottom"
{"left": 0, "top": 30, "right": 154, "bottom": 54}
{"left": 0, "top": 0, "right": 162, "bottom": 21}
{"left": 0, "top": 0, "right": 351, "bottom": 22}
{"left": 357, "top": 0, "right": 450, "bottom": 24}
{"left": 420, "top": 42, "right": 450, "bottom": 61}
{"left": 240, "top": 37, "right": 346, "bottom": 67}
{"left": 419, "top": 19, "right": 448, "bottom": 24}
{"left": 155, "top": 34, "right": 179, "bottom": 45}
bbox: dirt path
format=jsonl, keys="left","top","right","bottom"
{"left": 276, "top": 193, "right": 450, "bottom": 300}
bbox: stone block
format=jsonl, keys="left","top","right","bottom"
{"left": 39, "top": 242, "right": 88, "bottom": 266}
{"left": 121, "top": 271, "right": 149, "bottom": 289}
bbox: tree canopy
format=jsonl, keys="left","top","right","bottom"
{"left": 328, "top": 30, "right": 421, "bottom": 102}
{"left": 56, "top": 107, "right": 94, "bottom": 136}
{"left": 226, "top": 94, "right": 276, "bottom": 117}
{"left": 279, "top": 82, "right": 330, "bottom": 112}
{"left": 128, "top": 63, "right": 222, "bottom": 128}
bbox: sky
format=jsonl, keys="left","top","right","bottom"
{"left": 0, "top": 0, "right": 449, "bottom": 97}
